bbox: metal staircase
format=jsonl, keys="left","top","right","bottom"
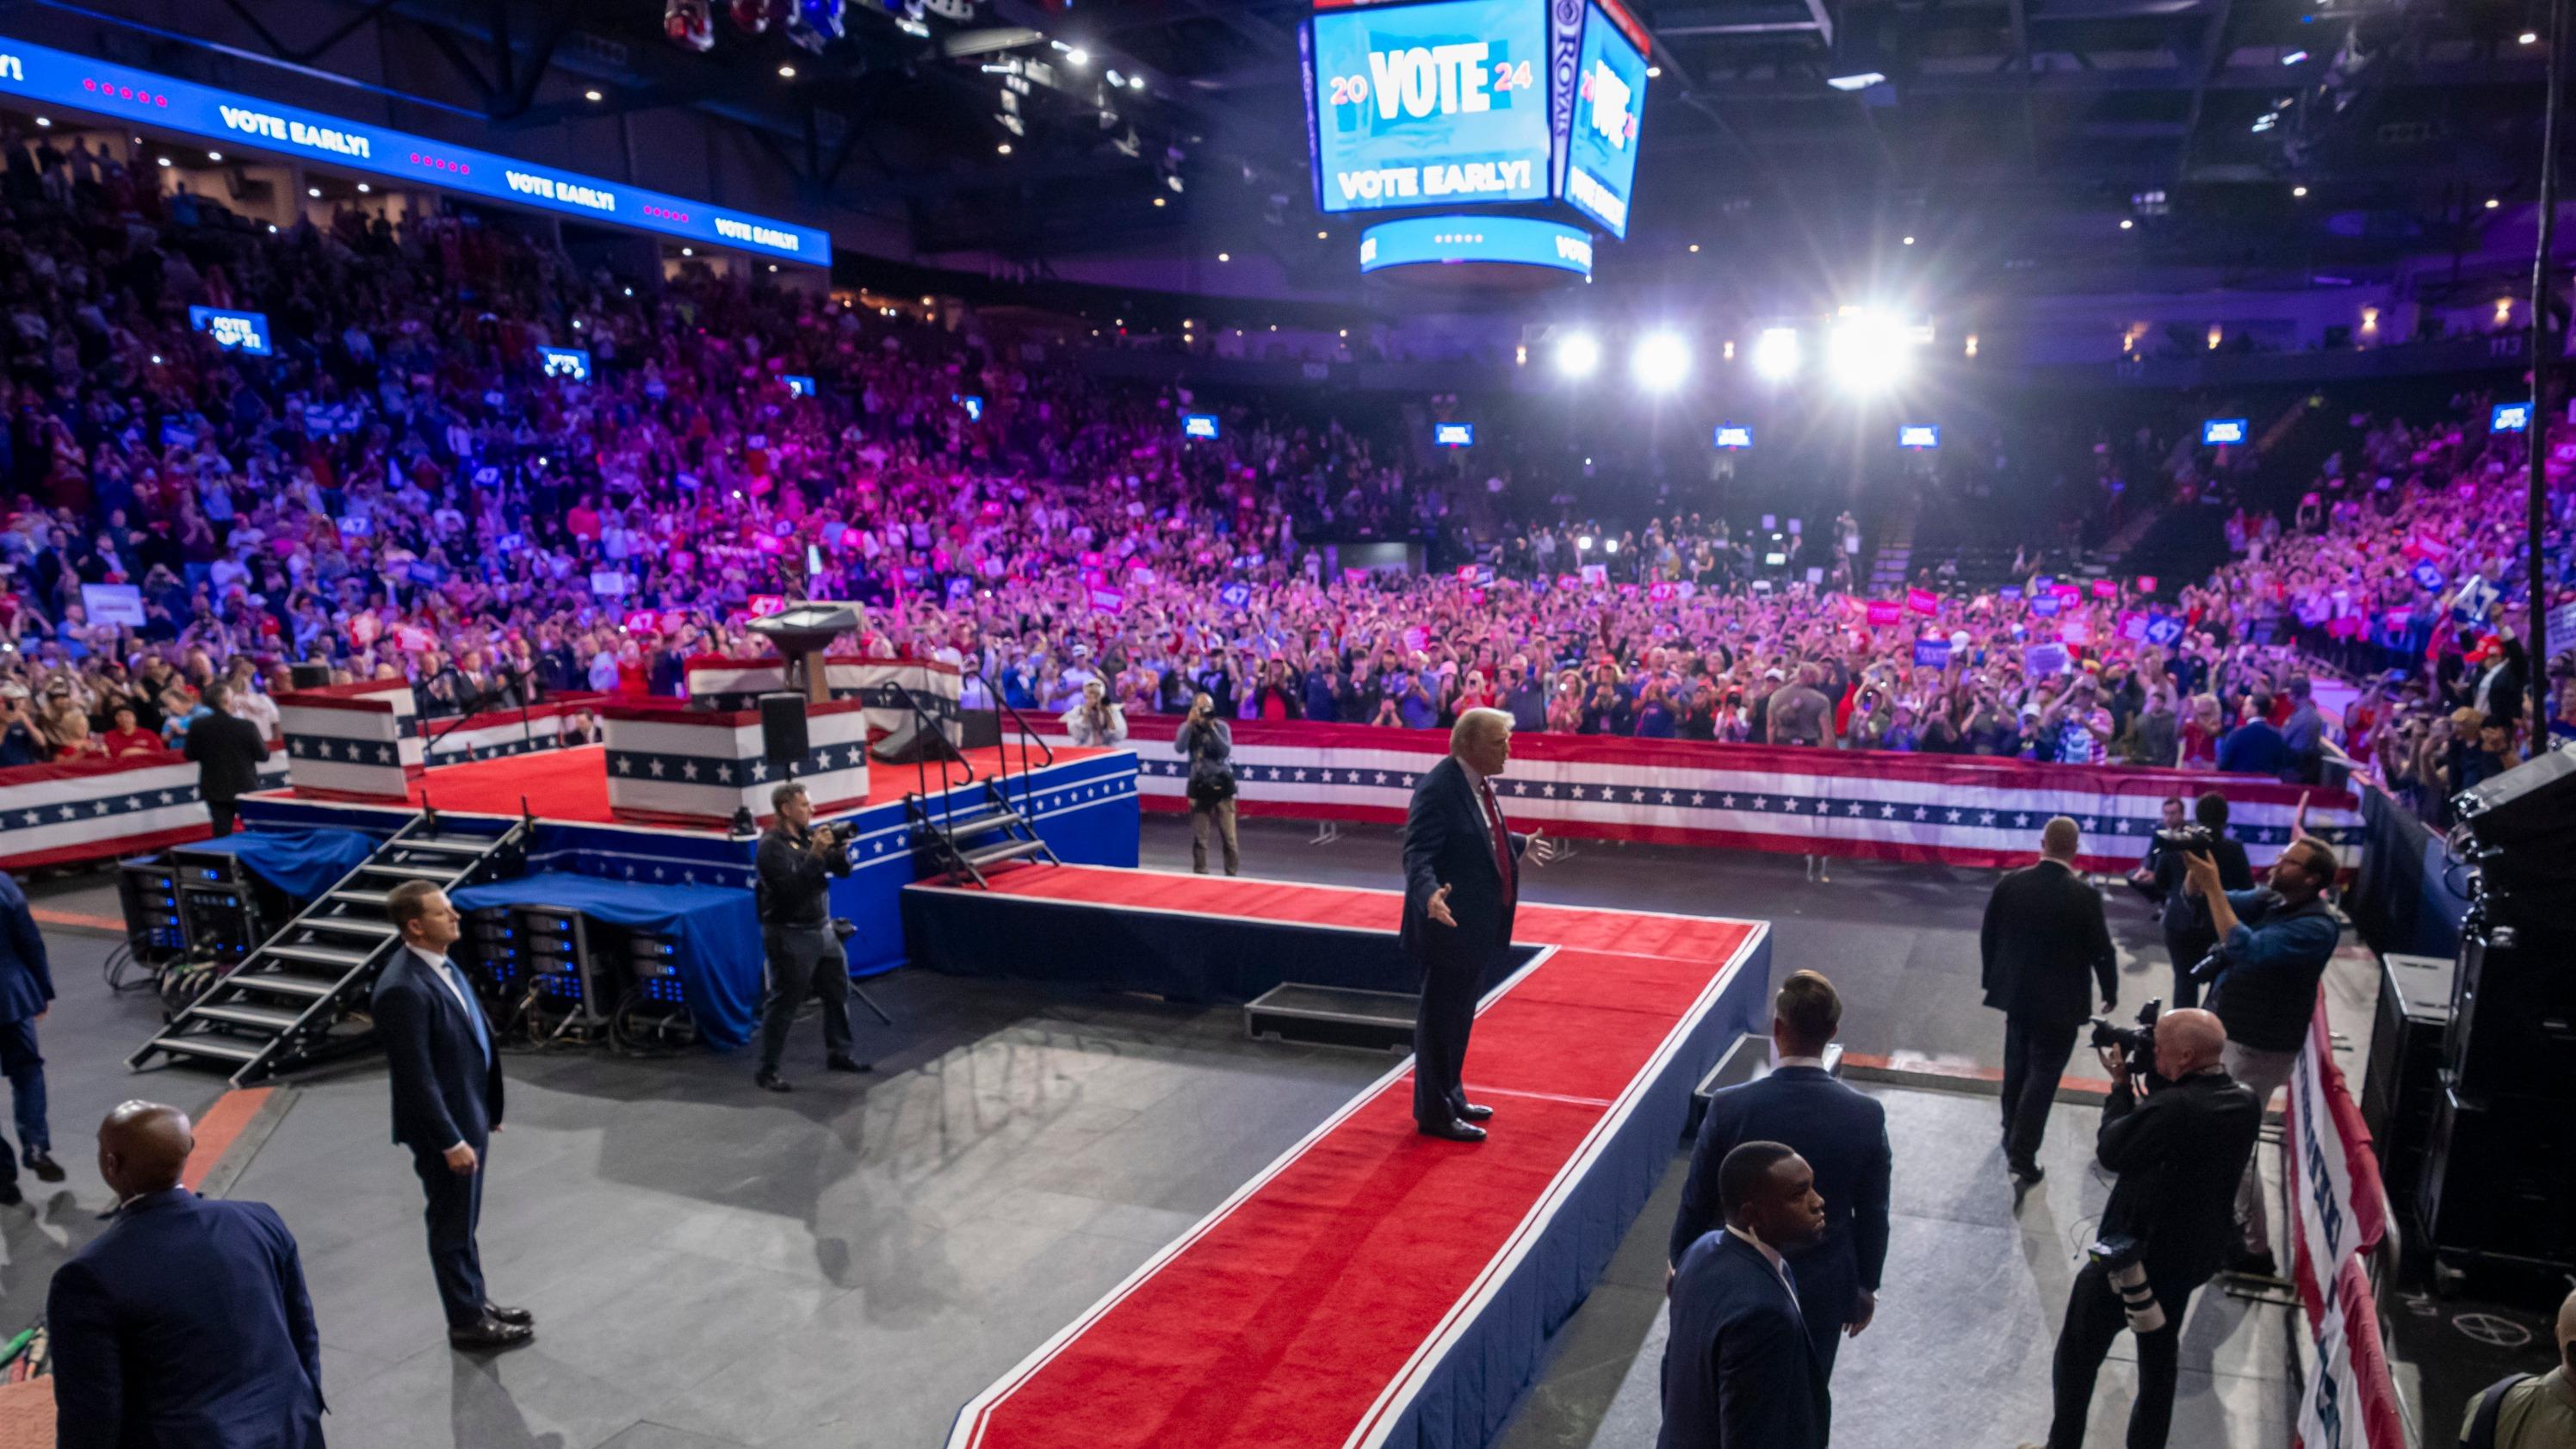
{"left": 910, "top": 777, "right": 1059, "bottom": 888}
{"left": 129, "top": 813, "right": 530, "bottom": 1086}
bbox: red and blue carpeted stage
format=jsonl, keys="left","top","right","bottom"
{"left": 916, "top": 866, "right": 1773, "bottom": 1449}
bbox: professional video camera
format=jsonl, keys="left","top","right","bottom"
{"left": 2154, "top": 823, "right": 2216, "bottom": 859}
{"left": 2088, "top": 998, "right": 2164, "bottom": 1090}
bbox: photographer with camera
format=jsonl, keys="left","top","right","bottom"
{"left": 2183, "top": 832, "right": 2340, "bottom": 1279}
{"left": 1178, "top": 692, "right": 1240, "bottom": 876}
{"left": 752, "top": 782, "right": 871, "bottom": 1093}
{"left": 2020, "top": 1008, "right": 2260, "bottom": 1449}
{"left": 2146, "top": 793, "right": 2253, "bottom": 1009}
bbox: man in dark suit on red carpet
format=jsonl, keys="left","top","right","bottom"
{"left": 1400, "top": 708, "right": 1554, "bottom": 1142}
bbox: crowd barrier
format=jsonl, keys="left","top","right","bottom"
{"left": 2286, "top": 996, "right": 2412, "bottom": 1449}
{"left": 1041, "top": 717, "right": 2366, "bottom": 873}
{"left": 0, "top": 750, "right": 288, "bottom": 872}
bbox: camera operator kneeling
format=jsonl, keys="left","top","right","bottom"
{"left": 753, "top": 783, "right": 872, "bottom": 1093}
{"left": 2021, "top": 1009, "right": 2260, "bottom": 1449}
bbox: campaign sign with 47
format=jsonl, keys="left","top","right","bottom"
{"left": 1309, "top": 0, "right": 1551, "bottom": 214}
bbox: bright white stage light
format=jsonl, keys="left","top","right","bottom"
{"left": 1826, "top": 71, "right": 1886, "bottom": 91}
{"left": 1556, "top": 332, "right": 1603, "bottom": 379}
{"left": 1632, "top": 332, "right": 1690, "bottom": 391}
{"left": 1577, "top": 534, "right": 1596, "bottom": 552}
{"left": 1751, "top": 327, "right": 1800, "bottom": 381}
{"left": 1827, "top": 312, "right": 1911, "bottom": 393}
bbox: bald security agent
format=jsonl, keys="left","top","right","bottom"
{"left": 46, "top": 1101, "right": 325, "bottom": 1448}
{"left": 1401, "top": 708, "right": 1555, "bottom": 1142}
{"left": 1669, "top": 970, "right": 1891, "bottom": 1376}
{"left": 1660, "top": 1141, "right": 1833, "bottom": 1449}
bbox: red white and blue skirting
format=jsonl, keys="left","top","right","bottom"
{"left": 414, "top": 698, "right": 604, "bottom": 765}
{"left": 601, "top": 699, "right": 872, "bottom": 825}
{"left": 1054, "top": 720, "right": 2363, "bottom": 874}
{"left": 279, "top": 697, "right": 412, "bottom": 799}
{"left": 0, "top": 752, "right": 290, "bottom": 870}
{"left": 681, "top": 654, "right": 963, "bottom": 750}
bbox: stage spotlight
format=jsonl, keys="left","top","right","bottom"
{"left": 1632, "top": 332, "right": 1690, "bottom": 391}
{"left": 1556, "top": 332, "right": 1603, "bottom": 379}
{"left": 1576, "top": 535, "right": 1596, "bottom": 552}
{"left": 1827, "top": 312, "right": 1910, "bottom": 393}
{"left": 1751, "top": 327, "right": 1800, "bottom": 381}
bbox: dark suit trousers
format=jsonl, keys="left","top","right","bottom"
{"left": 758, "top": 926, "right": 852, "bottom": 1074}
{"left": 2162, "top": 929, "right": 2213, "bottom": 1010}
{"left": 1412, "top": 958, "right": 1481, "bottom": 1126}
{"left": 2001, "top": 1015, "right": 2080, "bottom": 1171}
{"left": 2048, "top": 1261, "right": 2195, "bottom": 1449}
{"left": 207, "top": 800, "right": 238, "bottom": 838}
{"left": 412, "top": 1139, "right": 488, "bottom": 1328}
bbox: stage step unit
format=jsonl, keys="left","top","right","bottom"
{"left": 1246, "top": 982, "right": 1420, "bottom": 1052}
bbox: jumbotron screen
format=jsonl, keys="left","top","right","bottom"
{"left": 1304, "top": 0, "right": 1554, "bottom": 214}
{"left": 1563, "top": 3, "right": 1650, "bottom": 236}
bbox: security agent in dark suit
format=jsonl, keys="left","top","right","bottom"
{"left": 1660, "top": 1141, "right": 1833, "bottom": 1449}
{"left": 1669, "top": 971, "right": 1892, "bottom": 1376}
{"left": 0, "top": 867, "right": 63, "bottom": 1198}
{"left": 1981, "top": 816, "right": 2118, "bottom": 1186}
{"left": 1400, "top": 708, "right": 1555, "bottom": 1142}
{"left": 752, "top": 781, "right": 871, "bottom": 1093}
{"left": 2146, "top": 792, "right": 2253, "bottom": 1009}
{"left": 48, "top": 1100, "right": 326, "bottom": 1447}
{"left": 182, "top": 681, "right": 269, "bottom": 838}
{"left": 2023, "top": 1008, "right": 2260, "bottom": 1449}
{"left": 375, "top": 880, "right": 532, "bottom": 1351}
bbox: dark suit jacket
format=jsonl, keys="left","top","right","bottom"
{"left": 0, "top": 869, "right": 54, "bottom": 1023}
{"left": 183, "top": 709, "right": 269, "bottom": 804}
{"left": 1659, "top": 1230, "right": 1831, "bottom": 1449}
{"left": 2095, "top": 1067, "right": 2262, "bottom": 1291}
{"left": 1399, "top": 755, "right": 1524, "bottom": 971}
{"left": 46, "top": 1188, "right": 325, "bottom": 1449}
{"left": 373, "top": 947, "right": 504, "bottom": 1153}
{"left": 1979, "top": 859, "right": 2116, "bottom": 1028}
{"left": 1669, "top": 1065, "right": 1892, "bottom": 1330}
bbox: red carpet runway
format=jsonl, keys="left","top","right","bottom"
{"left": 934, "top": 866, "right": 1765, "bottom": 1449}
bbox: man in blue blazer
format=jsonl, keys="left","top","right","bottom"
{"left": 47, "top": 1100, "right": 325, "bottom": 1447}
{"left": 1661, "top": 1141, "right": 1833, "bottom": 1449}
{"left": 1401, "top": 708, "right": 1554, "bottom": 1142}
{"left": 375, "top": 881, "right": 532, "bottom": 1351}
{"left": 0, "top": 867, "right": 64, "bottom": 1201}
{"left": 1669, "top": 969, "right": 1892, "bottom": 1375}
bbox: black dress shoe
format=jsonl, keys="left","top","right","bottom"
{"left": 2008, "top": 1161, "right": 2045, "bottom": 1186}
{"left": 1417, "top": 1118, "right": 1488, "bottom": 1143}
{"left": 1455, "top": 1102, "right": 1494, "bottom": 1121}
{"left": 825, "top": 1055, "right": 873, "bottom": 1074}
{"left": 0, "top": 1180, "right": 21, "bottom": 1208}
{"left": 25, "top": 1152, "right": 65, "bottom": 1184}
{"left": 449, "top": 1316, "right": 535, "bottom": 1351}
{"left": 754, "top": 1069, "right": 792, "bottom": 1093}
{"left": 482, "top": 1303, "right": 535, "bottom": 1327}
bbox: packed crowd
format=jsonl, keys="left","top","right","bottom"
{"left": 2, "top": 123, "right": 2569, "bottom": 799}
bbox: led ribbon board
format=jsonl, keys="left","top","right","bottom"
{"left": 1182, "top": 413, "right": 1221, "bottom": 439}
{"left": 537, "top": 347, "right": 591, "bottom": 381}
{"left": 1304, "top": 0, "right": 1552, "bottom": 214}
{"left": 1713, "top": 424, "right": 1753, "bottom": 449}
{"left": 1434, "top": 421, "right": 1476, "bottom": 446}
{"left": 1359, "top": 214, "right": 1592, "bottom": 277}
{"left": 1560, "top": 2, "right": 1650, "bottom": 237}
{"left": 1898, "top": 424, "right": 1940, "bottom": 449}
{"left": 0, "top": 34, "right": 830, "bottom": 263}
{"left": 2490, "top": 400, "right": 2531, "bottom": 433}
{"left": 2202, "top": 418, "right": 2249, "bottom": 445}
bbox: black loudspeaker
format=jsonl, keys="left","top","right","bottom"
{"left": 288, "top": 663, "right": 331, "bottom": 690}
{"left": 2450, "top": 747, "right": 2576, "bottom": 911}
{"left": 2442, "top": 919, "right": 2576, "bottom": 1104}
{"left": 2362, "top": 952, "right": 2454, "bottom": 1209}
{"left": 958, "top": 708, "right": 1001, "bottom": 750}
{"left": 2416, "top": 1084, "right": 2576, "bottom": 1268}
{"left": 759, "top": 692, "right": 808, "bottom": 767}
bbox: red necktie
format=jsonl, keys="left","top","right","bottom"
{"left": 1480, "top": 780, "right": 1515, "bottom": 908}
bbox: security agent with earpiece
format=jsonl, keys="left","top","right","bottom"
{"left": 2022, "top": 1008, "right": 2260, "bottom": 1449}
{"left": 752, "top": 782, "right": 871, "bottom": 1093}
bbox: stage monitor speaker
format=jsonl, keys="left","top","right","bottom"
{"left": 288, "top": 663, "right": 331, "bottom": 690}
{"left": 759, "top": 692, "right": 808, "bottom": 767}
{"left": 2442, "top": 920, "right": 2576, "bottom": 1105}
{"left": 2415, "top": 1085, "right": 2576, "bottom": 1271}
{"left": 958, "top": 708, "right": 1001, "bottom": 750}
{"left": 2362, "top": 952, "right": 2454, "bottom": 1210}
{"left": 2450, "top": 746, "right": 2576, "bottom": 909}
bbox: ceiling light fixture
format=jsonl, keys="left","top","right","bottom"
{"left": 585, "top": 89, "right": 604, "bottom": 102}
{"left": 778, "top": 65, "right": 796, "bottom": 78}
{"left": 1825, "top": 71, "right": 1886, "bottom": 91}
